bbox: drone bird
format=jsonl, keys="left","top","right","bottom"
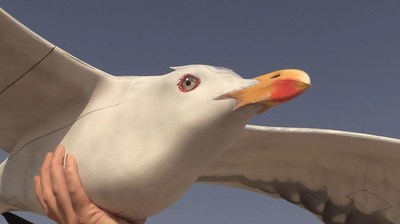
{"left": 0, "top": 8, "right": 399, "bottom": 224}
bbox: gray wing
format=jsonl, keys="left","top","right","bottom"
{"left": 0, "top": 8, "right": 131, "bottom": 154}
{"left": 198, "top": 125, "right": 400, "bottom": 224}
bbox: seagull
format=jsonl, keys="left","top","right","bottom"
{"left": 0, "top": 8, "right": 400, "bottom": 224}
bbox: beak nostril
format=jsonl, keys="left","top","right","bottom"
{"left": 271, "top": 74, "right": 281, "bottom": 79}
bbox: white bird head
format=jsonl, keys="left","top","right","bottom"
{"left": 122, "top": 64, "right": 310, "bottom": 164}
{"left": 127, "top": 64, "right": 310, "bottom": 123}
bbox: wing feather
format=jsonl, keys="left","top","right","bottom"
{"left": 198, "top": 125, "right": 400, "bottom": 224}
{"left": 0, "top": 9, "right": 132, "bottom": 153}
{"left": 0, "top": 8, "right": 54, "bottom": 93}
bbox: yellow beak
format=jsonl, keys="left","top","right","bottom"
{"left": 222, "top": 69, "right": 311, "bottom": 113}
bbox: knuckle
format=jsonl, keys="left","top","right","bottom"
{"left": 51, "top": 186, "right": 61, "bottom": 197}
{"left": 68, "top": 187, "right": 80, "bottom": 198}
{"left": 42, "top": 194, "right": 52, "bottom": 205}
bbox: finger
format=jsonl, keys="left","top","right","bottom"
{"left": 40, "top": 152, "right": 60, "bottom": 221}
{"left": 40, "top": 153, "right": 57, "bottom": 211}
{"left": 50, "top": 145, "right": 78, "bottom": 223}
{"left": 64, "top": 153, "right": 92, "bottom": 213}
{"left": 33, "top": 175, "right": 47, "bottom": 212}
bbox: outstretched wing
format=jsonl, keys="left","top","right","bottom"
{"left": 0, "top": 9, "right": 131, "bottom": 154}
{"left": 198, "top": 125, "right": 400, "bottom": 224}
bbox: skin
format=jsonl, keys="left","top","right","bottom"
{"left": 34, "top": 145, "right": 146, "bottom": 224}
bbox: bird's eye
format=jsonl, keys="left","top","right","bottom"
{"left": 178, "top": 75, "right": 201, "bottom": 92}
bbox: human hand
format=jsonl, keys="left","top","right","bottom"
{"left": 34, "top": 145, "right": 146, "bottom": 224}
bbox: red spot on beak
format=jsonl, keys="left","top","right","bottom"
{"left": 271, "top": 80, "right": 309, "bottom": 103}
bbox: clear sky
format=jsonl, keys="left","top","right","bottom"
{"left": 1, "top": 1, "right": 400, "bottom": 224}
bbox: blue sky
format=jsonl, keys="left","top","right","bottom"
{"left": 1, "top": 1, "right": 400, "bottom": 223}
